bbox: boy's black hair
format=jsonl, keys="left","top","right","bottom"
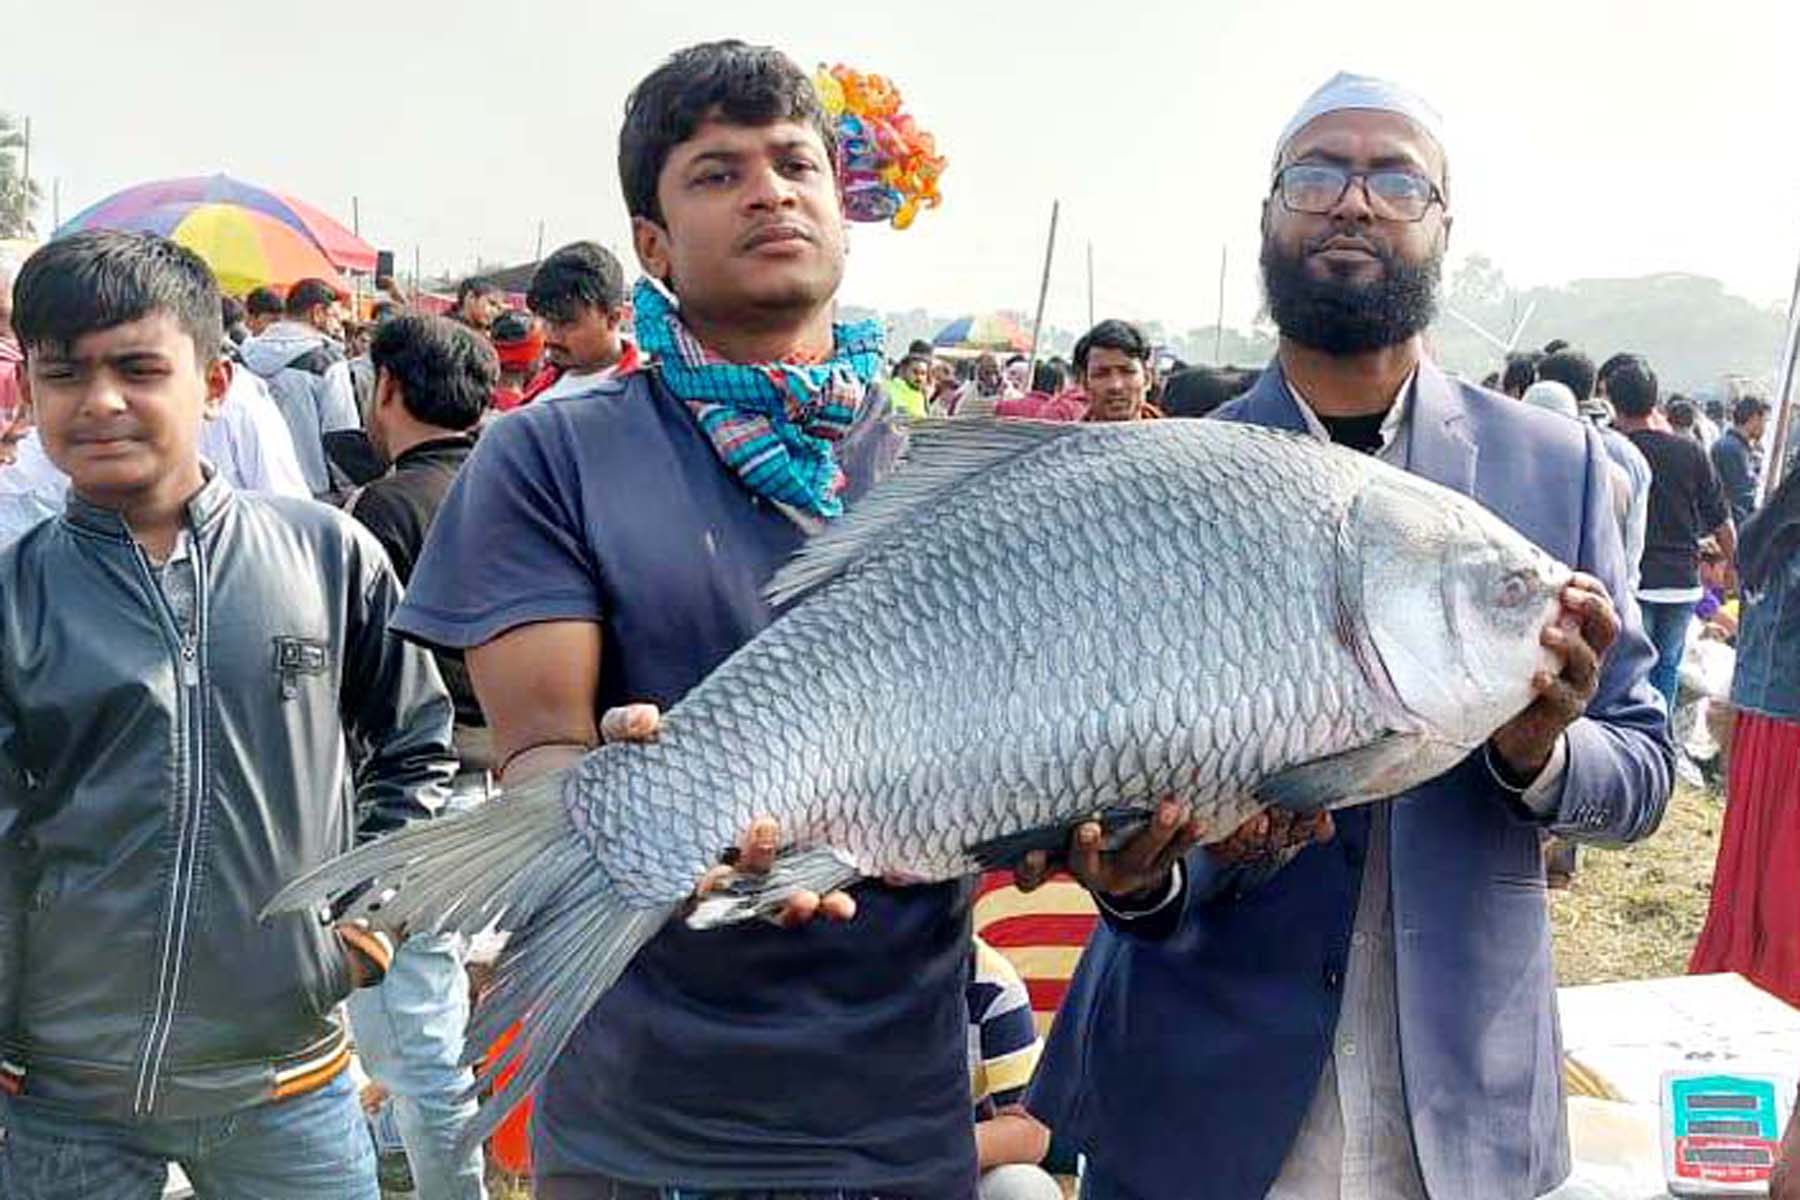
{"left": 285, "top": 277, "right": 340, "bottom": 318}
{"left": 1072, "top": 319, "right": 1151, "bottom": 374}
{"left": 1501, "top": 350, "right": 1541, "bottom": 396}
{"left": 1607, "top": 357, "right": 1659, "bottom": 418}
{"left": 490, "top": 309, "right": 537, "bottom": 345}
{"left": 1542, "top": 338, "right": 1570, "bottom": 355}
{"left": 619, "top": 40, "right": 835, "bottom": 225}
{"left": 1160, "top": 365, "right": 1257, "bottom": 419}
{"left": 1733, "top": 394, "right": 1771, "bottom": 426}
{"left": 220, "top": 295, "right": 247, "bottom": 326}
{"left": 12, "top": 230, "right": 223, "bottom": 362}
{"left": 1031, "top": 360, "right": 1066, "bottom": 394}
{"left": 907, "top": 339, "right": 935, "bottom": 357}
{"left": 456, "top": 276, "right": 499, "bottom": 305}
{"left": 526, "top": 241, "right": 627, "bottom": 323}
{"left": 1596, "top": 352, "right": 1638, "bottom": 391}
{"left": 370, "top": 313, "right": 497, "bottom": 433}
{"left": 1536, "top": 349, "right": 1597, "bottom": 402}
{"left": 245, "top": 286, "right": 285, "bottom": 317}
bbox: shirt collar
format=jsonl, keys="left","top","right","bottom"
{"left": 156, "top": 527, "right": 193, "bottom": 568}
{"left": 64, "top": 465, "right": 230, "bottom": 541}
{"left": 1284, "top": 366, "right": 1419, "bottom": 454}
{"left": 393, "top": 434, "right": 476, "bottom": 468}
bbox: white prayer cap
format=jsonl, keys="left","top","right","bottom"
{"left": 1273, "top": 72, "right": 1446, "bottom": 176}
{"left": 1522, "top": 380, "right": 1580, "bottom": 421}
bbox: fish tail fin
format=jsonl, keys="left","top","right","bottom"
{"left": 458, "top": 859, "right": 674, "bottom": 1152}
{"left": 263, "top": 766, "right": 582, "bottom": 935}
{"left": 262, "top": 768, "right": 675, "bottom": 1152}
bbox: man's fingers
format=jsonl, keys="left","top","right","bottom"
{"left": 1118, "top": 801, "right": 1186, "bottom": 873}
{"left": 777, "top": 890, "right": 821, "bottom": 928}
{"left": 737, "top": 817, "right": 780, "bottom": 874}
{"left": 1581, "top": 596, "right": 1621, "bottom": 657}
{"left": 1149, "top": 812, "right": 1204, "bottom": 876}
{"left": 1308, "top": 812, "right": 1336, "bottom": 845}
{"left": 1069, "top": 821, "right": 1104, "bottom": 889}
{"left": 694, "top": 864, "right": 734, "bottom": 898}
{"left": 1015, "top": 850, "right": 1049, "bottom": 893}
{"left": 1561, "top": 634, "right": 1602, "bottom": 696}
{"left": 600, "top": 703, "right": 662, "bottom": 744}
{"left": 818, "top": 890, "right": 857, "bottom": 922}
{"left": 1565, "top": 572, "right": 1610, "bottom": 600}
{"left": 1562, "top": 577, "right": 1620, "bottom": 651}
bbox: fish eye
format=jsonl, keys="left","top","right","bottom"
{"left": 1497, "top": 569, "right": 1535, "bottom": 608}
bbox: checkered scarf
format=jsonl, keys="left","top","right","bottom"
{"left": 633, "top": 280, "right": 886, "bottom": 519}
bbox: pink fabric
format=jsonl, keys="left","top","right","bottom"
{"left": 0, "top": 338, "right": 23, "bottom": 423}
{"left": 995, "top": 389, "right": 1088, "bottom": 422}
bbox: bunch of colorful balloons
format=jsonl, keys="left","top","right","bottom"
{"left": 813, "top": 64, "right": 947, "bottom": 230}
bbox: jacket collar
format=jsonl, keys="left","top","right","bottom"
{"left": 64, "top": 469, "right": 232, "bottom": 541}
{"left": 392, "top": 434, "right": 476, "bottom": 470}
{"left": 1243, "top": 353, "right": 1479, "bottom": 495}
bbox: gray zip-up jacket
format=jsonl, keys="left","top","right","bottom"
{"left": 240, "top": 321, "right": 361, "bottom": 496}
{"left": 0, "top": 475, "right": 455, "bottom": 1120}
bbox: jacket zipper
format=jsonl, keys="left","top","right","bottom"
{"left": 128, "top": 532, "right": 208, "bottom": 1116}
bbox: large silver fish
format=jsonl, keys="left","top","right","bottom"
{"left": 269, "top": 418, "right": 1569, "bottom": 1138}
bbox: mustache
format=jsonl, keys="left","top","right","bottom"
{"left": 1303, "top": 230, "right": 1389, "bottom": 258}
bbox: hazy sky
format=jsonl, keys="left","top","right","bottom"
{"left": 7, "top": 0, "right": 1800, "bottom": 341}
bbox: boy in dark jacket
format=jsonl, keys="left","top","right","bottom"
{"left": 0, "top": 231, "right": 455, "bottom": 1200}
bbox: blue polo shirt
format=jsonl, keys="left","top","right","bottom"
{"left": 391, "top": 371, "right": 977, "bottom": 1196}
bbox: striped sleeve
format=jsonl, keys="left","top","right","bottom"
{"left": 969, "top": 937, "right": 1043, "bottom": 1110}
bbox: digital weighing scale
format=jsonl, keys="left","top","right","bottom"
{"left": 1661, "top": 1069, "right": 1794, "bottom": 1195}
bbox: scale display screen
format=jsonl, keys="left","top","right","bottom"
{"left": 1662, "top": 1071, "right": 1793, "bottom": 1195}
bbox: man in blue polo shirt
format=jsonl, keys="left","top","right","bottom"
{"left": 390, "top": 40, "right": 979, "bottom": 1198}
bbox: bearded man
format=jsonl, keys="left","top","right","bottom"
{"left": 1026, "top": 73, "right": 1672, "bottom": 1200}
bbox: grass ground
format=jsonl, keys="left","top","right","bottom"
{"left": 1550, "top": 780, "right": 1721, "bottom": 985}
{"left": 477, "top": 783, "right": 1725, "bottom": 1199}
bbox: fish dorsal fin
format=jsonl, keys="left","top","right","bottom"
{"left": 764, "top": 417, "right": 1085, "bottom": 608}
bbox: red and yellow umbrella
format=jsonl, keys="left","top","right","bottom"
{"left": 932, "top": 312, "right": 1031, "bottom": 353}
{"left": 118, "top": 203, "right": 346, "bottom": 296}
{"left": 54, "top": 174, "right": 371, "bottom": 295}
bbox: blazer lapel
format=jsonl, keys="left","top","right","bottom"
{"left": 1235, "top": 360, "right": 1311, "bottom": 434}
{"left": 1405, "top": 361, "right": 1479, "bottom": 497}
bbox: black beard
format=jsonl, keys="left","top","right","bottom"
{"left": 1260, "top": 237, "right": 1441, "bottom": 354}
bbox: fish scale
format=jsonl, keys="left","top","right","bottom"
{"left": 566, "top": 427, "right": 1383, "bottom": 890}
{"left": 270, "top": 416, "right": 1569, "bottom": 1147}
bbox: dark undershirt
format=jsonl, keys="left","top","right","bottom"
{"left": 1318, "top": 410, "right": 1389, "bottom": 455}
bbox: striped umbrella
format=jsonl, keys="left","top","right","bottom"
{"left": 55, "top": 174, "right": 376, "bottom": 274}
{"left": 61, "top": 202, "right": 347, "bottom": 296}
{"left": 932, "top": 312, "right": 1031, "bottom": 352}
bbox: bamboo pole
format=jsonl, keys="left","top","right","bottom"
{"left": 1025, "top": 200, "right": 1060, "bottom": 385}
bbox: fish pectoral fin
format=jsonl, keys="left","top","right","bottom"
{"left": 966, "top": 806, "right": 1151, "bottom": 871}
{"left": 684, "top": 845, "right": 865, "bottom": 931}
{"left": 1254, "top": 734, "right": 1468, "bottom": 813}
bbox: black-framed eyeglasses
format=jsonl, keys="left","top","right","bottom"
{"left": 1273, "top": 163, "right": 1446, "bottom": 223}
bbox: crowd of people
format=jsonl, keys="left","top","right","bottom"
{"left": 0, "top": 38, "right": 1795, "bottom": 1200}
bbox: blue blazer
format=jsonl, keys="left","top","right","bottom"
{"left": 1027, "top": 361, "right": 1673, "bottom": 1200}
